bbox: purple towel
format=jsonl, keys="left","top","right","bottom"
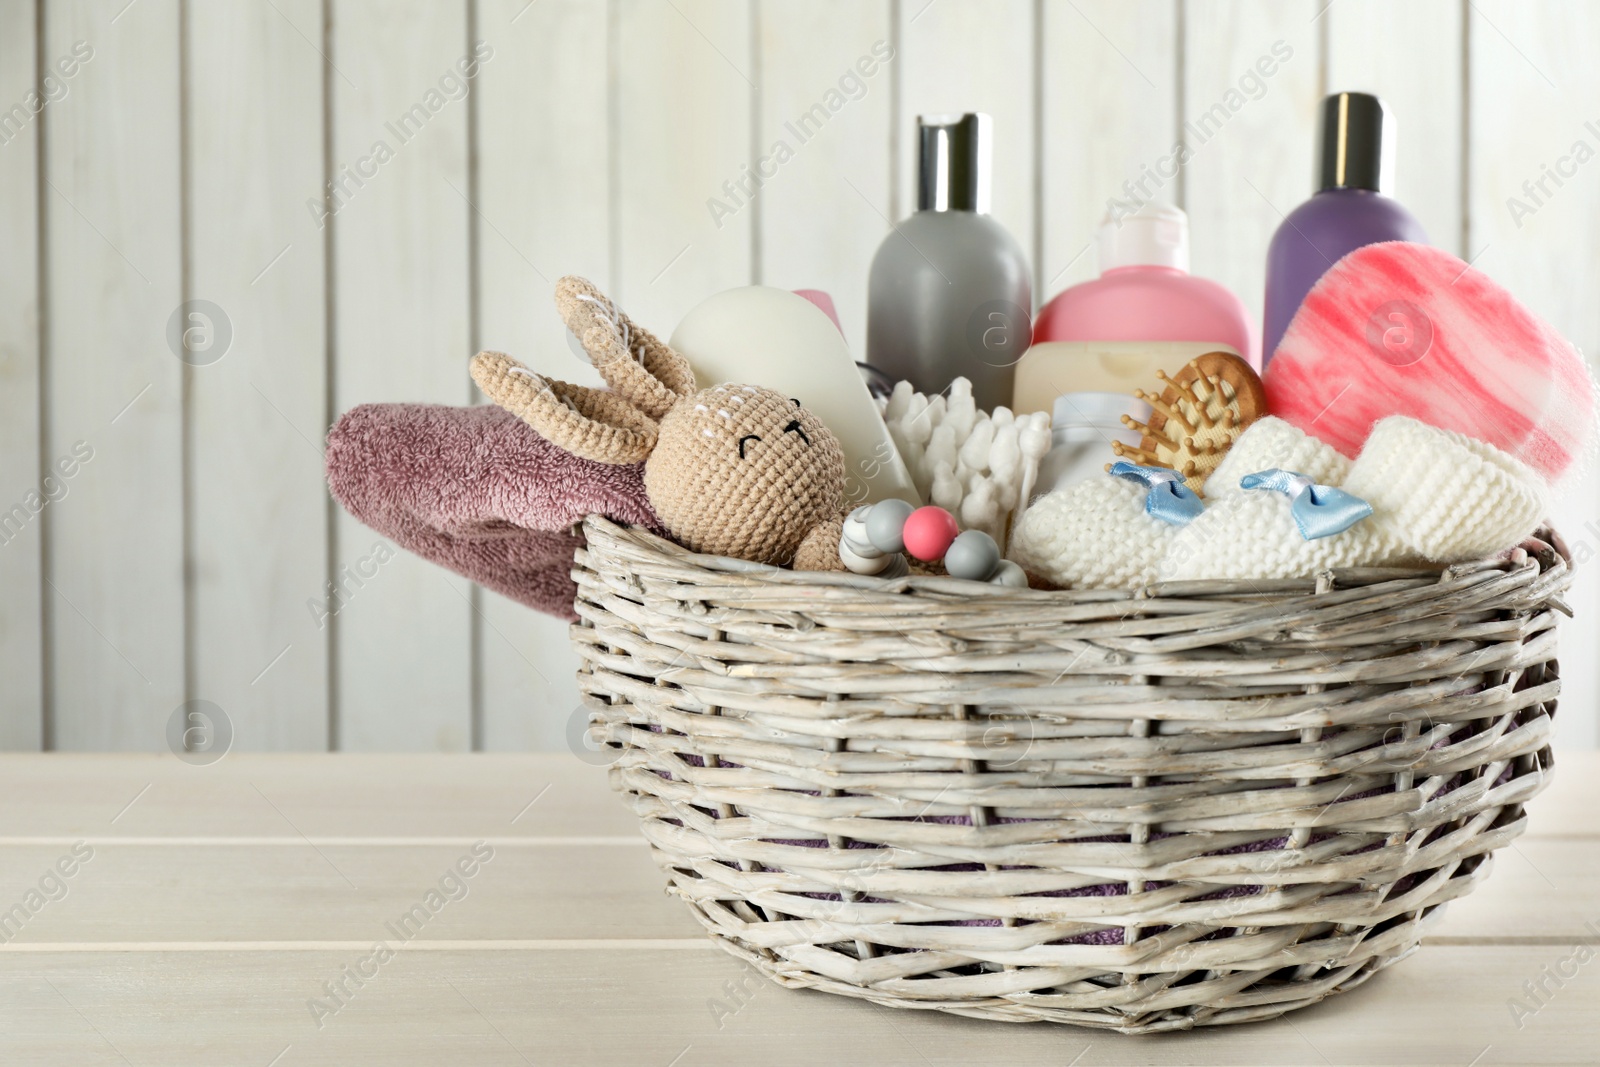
{"left": 326, "top": 403, "right": 659, "bottom": 620}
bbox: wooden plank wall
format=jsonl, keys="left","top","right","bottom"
{"left": 0, "top": 0, "right": 43, "bottom": 751}
{"left": 41, "top": 0, "right": 187, "bottom": 750}
{"left": 1, "top": 0, "right": 1595, "bottom": 750}
{"left": 329, "top": 0, "right": 475, "bottom": 751}
{"left": 187, "top": 0, "right": 329, "bottom": 751}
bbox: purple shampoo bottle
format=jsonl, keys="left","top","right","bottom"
{"left": 1262, "top": 92, "right": 1428, "bottom": 366}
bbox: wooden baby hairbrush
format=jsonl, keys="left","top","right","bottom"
{"left": 1111, "top": 350, "right": 1266, "bottom": 495}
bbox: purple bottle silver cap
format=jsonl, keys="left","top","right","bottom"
{"left": 1317, "top": 92, "right": 1396, "bottom": 195}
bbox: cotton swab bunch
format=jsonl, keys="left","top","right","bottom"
{"left": 881, "top": 377, "right": 1051, "bottom": 551}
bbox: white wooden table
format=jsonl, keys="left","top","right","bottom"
{"left": 0, "top": 753, "right": 1595, "bottom": 1065}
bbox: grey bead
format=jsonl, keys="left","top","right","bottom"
{"left": 989, "top": 559, "right": 1028, "bottom": 587}
{"left": 866, "top": 498, "right": 916, "bottom": 553}
{"left": 944, "top": 529, "right": 1000, "bottom": 581}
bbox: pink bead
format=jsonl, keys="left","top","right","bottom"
{"left": 902, "top": 506, "right": 959, "bottom": 562}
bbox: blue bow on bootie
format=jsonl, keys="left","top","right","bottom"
{"left": 1109, "top": 462, "right": 1205, "bottom": 527}
{"left": 1240, "top": 469, "right": 1373, "bottom": 540}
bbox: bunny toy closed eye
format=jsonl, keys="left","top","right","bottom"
{"left": 470, "top": 276, "right": 846, "bottom": 566}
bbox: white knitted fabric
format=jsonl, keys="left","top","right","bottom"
{"left": 1159, "top": 491, "right": 1416, "bottom": 582}
{"left": 1160, "top": 416, "right": 1405, "bottom": 581}
{"left": 1008, "top": 477, "right": 1176, "bottom": 589}
{"left": 1344, "top": 416, "right": 1550, "bottom": 562}
{"left": 1204, "top": 416, "right": 1352, "bottom": 498}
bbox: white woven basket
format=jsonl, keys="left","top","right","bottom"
{"left": 569, "top": 515, "right": 1571, "bottom": 1034}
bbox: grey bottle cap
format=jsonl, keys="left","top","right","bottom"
{"left": 1317, "top": 91, "right": 1395, "bottom": 194}
{"left": 917, "top": 113, "right": 991, "bottom": 213}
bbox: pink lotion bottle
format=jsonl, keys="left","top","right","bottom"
{"left": 1014, "top": 202, "right": 1257, "bottom": 417}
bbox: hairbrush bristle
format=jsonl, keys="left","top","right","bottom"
{"left": 1129, "top": 354, "right": 1264, "bottom": 494}
{"left": 1110, "top": 441, "right": 1162, "bottom": 465}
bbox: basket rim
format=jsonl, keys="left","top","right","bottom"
{"left": 578, "top": 513, "right": 1573, "bottom": 610}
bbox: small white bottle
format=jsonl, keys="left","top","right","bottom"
{"left": 1033, "top": 392, "right": 1151, "bottom": 497}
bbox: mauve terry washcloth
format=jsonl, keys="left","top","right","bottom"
{"left": 326, "top": 403, "right": 659, "bottom": 620}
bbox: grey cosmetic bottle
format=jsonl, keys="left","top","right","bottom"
{"left": 866, "top": 113, "right": 1032, "bottom": 411}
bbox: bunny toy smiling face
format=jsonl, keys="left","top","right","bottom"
{"left": 470, "top": 276, "right": 845, "bottom": 565}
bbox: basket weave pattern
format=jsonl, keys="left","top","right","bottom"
{"left": 571, "top": 516, "right": 1570, "bottom": 1034}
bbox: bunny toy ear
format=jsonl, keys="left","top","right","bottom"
{"left": 554, "top": 276, "right": 696, "bottom": 421}
{"left": 471, "top": 351, "right": 658, "bottom": 465}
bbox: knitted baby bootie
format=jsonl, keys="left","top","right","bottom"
{"left": 1343, "top": 416, "right": 1550, "bottom": 562}
{"left": 1159, "top": 417, "right": 1413, "bottom": 582}
{"left": 1202, "top": 416, "right": 1352, "bottom": 497}
{"left": 1009, "top": 463, "right": 1201, "bottom": 589}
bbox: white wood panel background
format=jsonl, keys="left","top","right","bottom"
{"left": 0, "top": 0, "right": 43, "bottom": 751}
{"left": 188, "top": 0, "right": 329, "bottom": 751}
{"left": 0, "top": 0, "right": 1596, "bottom": 751}
{"left": 42, "top": 0, "right": 187, "bottom": 749}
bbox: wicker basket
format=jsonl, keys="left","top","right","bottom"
{"left": 570, "top": 515, "right": 1571, "bottom": 1034}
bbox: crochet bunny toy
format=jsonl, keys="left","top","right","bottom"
{"left": 471, "top": 276, "right": 846, "bottom": 566}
